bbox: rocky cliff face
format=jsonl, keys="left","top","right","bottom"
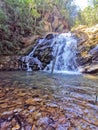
{"left": 41, "top": 11, "right": 69, "bottom": 33}
{"left": 73, "top": 25, "right": 98, "bottom": 73}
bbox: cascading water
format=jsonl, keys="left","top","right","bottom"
{"left": 21, "top": 39, "right": 44, "bottom": 71}
{"left": 44, "top": 33, "right": 78, "bottom": 74}
{"left": 26, "top": 39, "right": 44, "bottom": 71}
{"left": 22, "top": 33, "right": 79, "bottom": 73}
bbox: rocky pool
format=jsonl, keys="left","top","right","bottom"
{"left": 0, "top": 71, "right": 98, "bottom": 130}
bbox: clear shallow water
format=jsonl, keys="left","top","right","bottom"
{"left": 0, "top": 71, "right": 98, "bottom": 104}
{"left": 0, "top": 71, "right": 97, "bottom": 90}
{"left": 0, "top": 71, "right": 98, "bottom": 129}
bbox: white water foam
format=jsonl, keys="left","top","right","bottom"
{"left": 44, "top": 33, "right": 79, "bottom": 74}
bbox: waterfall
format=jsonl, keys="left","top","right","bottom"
{"left": 21, "top": 33, "right": 78, "bottom": 73}
{"left": 44, "top": 33, "right": 78, "bottom": 74}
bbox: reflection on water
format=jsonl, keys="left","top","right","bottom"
{"left": 0, "top": 71, "right": 98, "bottom": 129}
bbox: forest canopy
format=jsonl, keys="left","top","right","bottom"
{"left": 0, "top": 0, "right": 98, "bottom": 55}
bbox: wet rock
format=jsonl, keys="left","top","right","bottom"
{"left": 76, "top": 56, "right": 92, "bottom": 66}
{"left": 89, "top": 45, "right": 98, "bottom": 55}
{"left": 79, "top": 64, "right": 98, "bottom": 74}
{"left": 45, "top": 34, "right": 55, "bottom": 40}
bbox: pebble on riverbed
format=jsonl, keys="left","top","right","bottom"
{"left": 0, "top": 83, "right": 98, "bottom": 130}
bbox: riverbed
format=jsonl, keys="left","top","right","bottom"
{"left": 0, "top": 71, "right": 98, "bottom": 130}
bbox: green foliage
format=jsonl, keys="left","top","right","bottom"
{"left": 0, "top": 9, "right": 7, "bottom": 23}
{"left": 74, "top": 1, "right": 98, "bottom": 26}
{"left": 0, "top": 0, "right": 77, "bottom": 55}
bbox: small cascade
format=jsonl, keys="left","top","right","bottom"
{"left": 28, "top": 39, "right": 44, "bottom": 57}
{"left": 21, "top": 39, "right": 43, "bottom": 71}
{"left": 44, "top": 33, "right": 78, "bottom": 73}
{"left": 26, "top": 39, "right": 43, "bottom": 71}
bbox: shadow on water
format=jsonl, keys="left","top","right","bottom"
{"left": 0, "top": 71, "right": 98, "bottom": 129}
